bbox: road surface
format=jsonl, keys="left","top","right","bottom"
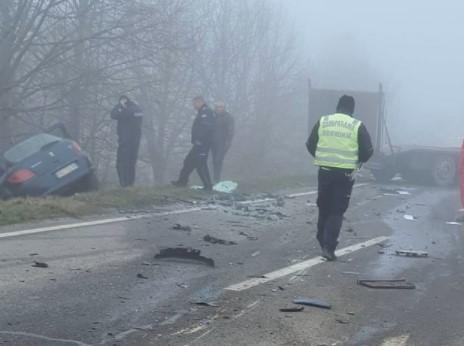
{"left": 0, "top": 182, "right": 462, "bottom": 346}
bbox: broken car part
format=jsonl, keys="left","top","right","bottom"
{"left": 358, "top": 279, "right": 416, "bottom": 289}
{"left": 203, "top": 234, "right": 237, "bottom": 246}
{"left": 155, "top": 247, "right": 215, "bottom": 267}
{"left": 293, "top": 298, "right": 332, "bottom": 310}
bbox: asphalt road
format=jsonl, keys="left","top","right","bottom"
{"left": 0, "top": 181, "right": 462, "bottom": 346}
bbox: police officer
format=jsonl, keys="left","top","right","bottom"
{"left": 211, "top": 101, "right": 235, "bottom": 183}
{"left": 111, "top": 95, "right": 143, "bottom": 187}
{"left": 172, "top": 96, "right": 214, "bottom": 191}
{"left": 306, "top": 95, "right": 373, "bottom": 261}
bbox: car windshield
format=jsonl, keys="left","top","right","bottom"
{"left": 3, "top": 134, "right": 61, "bottom": 164}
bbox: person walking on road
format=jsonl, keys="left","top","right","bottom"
{"left": 172, "top": 96, "right": 215, "bottom": 191}
{"left": 211, "top": 101, "right": 235, "bottom": 183}
{"left": 111, "top": 95, "right": 143, "bottom": 187}
{"left": 306, "top": 95, "right": 373, "bottom": 261}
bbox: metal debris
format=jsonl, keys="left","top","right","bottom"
{"left": 155, "top": 247, "right": 215, "bottom": 267}
{"left": 358, "top": 279, "right": 416, "bottom": 289}
{"left": 203, "top": 234, "right": 237, "bottom": 246}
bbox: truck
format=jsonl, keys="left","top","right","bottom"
{"left": 308, "top": 80, "right": 460, "bottom": 186}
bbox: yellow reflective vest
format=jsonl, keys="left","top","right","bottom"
{"left": 314, "top": 113, "right": 362, "bottom": 170}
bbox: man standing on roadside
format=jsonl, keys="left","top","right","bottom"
{"left": 306, "top": 95, "right": 373, "bottom": 261}
{"left": 211, "top": 101, "right": 235, "bottom": 183}
{"left": 111, "top": 95, "right": 143, "bottom": 187}
{"left": 172, "top": 96, "right": 215, "bottom": 191}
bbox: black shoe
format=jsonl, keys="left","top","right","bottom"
{"left": 171, "top": 180, "right": 186, "bottom": 188}
{"left": 322, "top": 248, "right": 337, "bottom": 261}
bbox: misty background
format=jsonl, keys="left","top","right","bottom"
{"left": 1, "top": 0, "right": 462, "bottom": 186}
{"left": 289, "top": 0, "right": 464, "bottom": 146}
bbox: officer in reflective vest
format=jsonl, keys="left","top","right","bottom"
{"left": 306, "top": 95, "right": 373, "bottom": 261}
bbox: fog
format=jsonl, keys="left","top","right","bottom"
{"left": 288, "top": 0, "right": 464, "bottom": 146}
{"left": 1, "top": 0, "right": 463, "bottom": 187}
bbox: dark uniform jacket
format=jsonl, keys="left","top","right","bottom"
{"left": 306, "top": 116, "right": 374, "bottom": 170}
{"left": 192, "top": 104, "right": 215, "bottom": 147}
{"left": 111, "top": 101, "right": 143, "bottom": 143}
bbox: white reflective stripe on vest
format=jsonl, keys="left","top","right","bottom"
{"left": 314, "top": 156, "right": 359, "bottom": 165}
{"left": 316, "top": 147, "right": 358, "bottom": 156}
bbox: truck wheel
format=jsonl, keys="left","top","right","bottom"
{"left": 432, "top": 155, "right": 457, "bottom": 186}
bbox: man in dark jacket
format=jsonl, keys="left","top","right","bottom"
{"left": 172, "top": 96, "right": 214, "bottom": 191}
{"left": 306, "top": 95, "right": 373, "bottom": 261}
{"left": 111, "top": 95, "right": 143, "bottom": 187}
{"left": 211, "top": 101, "right": 235, "bottom": 183}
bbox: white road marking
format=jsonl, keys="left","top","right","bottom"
{"left": 0, "top": 207, "right": 202, "bottom": 240}
{"left": 381, "top": 334, "right": 410, "bottom": 346}
{"left": 224, "top": 236, "right": 389, "bottom": 292}
{"left": 0, "top": 331, "right": 90, "bottom": 346}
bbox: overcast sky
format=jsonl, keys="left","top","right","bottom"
{"left": 286, "top": 0, "right": 464, "bottom": 145}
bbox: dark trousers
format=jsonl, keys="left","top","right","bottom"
{"left": 316, "top": 168, "right": 354, "bottom": 252}
{"left": 211, "top": 143, "right": 227, "bottom": 183}
{"left": 178, "top": 144, "right": 212, "bottom": 189}
{"left": 116, "top": 133, "right": 141, "bottom": 187}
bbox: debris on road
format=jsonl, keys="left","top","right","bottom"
{"left": 155, "top": 247, "right": 215, "bottom": 267}
{"left": 397, "top": 190, "right": 411, "bottom": 195}
{"left": 192, "top": 301, "right": 219, "bottom": 307}
{"left": 251, "top": 251, "right": 261, "bottom": 257}
{"left": 279, "top": 306, "right": 304, "bottom": 313}
{"left": 335, "top": 318, "right": 350, "bottom": 324}
{"left": 403, "top": 214, "right": 417, "bottom": 221}
{"left": 203, "top": 234, "right": 237, "bottom": 246}
{"left": 239, "top": 231, "right": 258, "bottom": 241}
{"left": 446, "top": 221, "right": 462, "bottom": 226}
{"left": 293, "top": 298, "right": 332, "bottom": 310}
{"left": 172, "top": 224, "right": 192, "bottom": 232}
{"left": 137, "top": 273, "right": 148, "bottom": 279}
{"left": 342, "top": 271, "right": 360, "bottom": 276}
{"left": 248, "top": 274, "right": 267, "bottom": 279}
{"left": 395, "top": 250, "right": 428, "bottom": 257}
{"left": 358, "top": 279, "right": 416, "bottom": 289}
{"left": 32, "top": 261, "right": 49, "bottom": 268}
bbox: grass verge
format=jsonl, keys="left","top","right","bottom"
{"left": 0, "top": 174, "right": 315, "bottom": 227}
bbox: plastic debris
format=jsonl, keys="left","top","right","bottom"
{"left": 32, "top": 261, "right": 49, "bottom": 268}
{"left": 358, "top": 279, "right": 416, "bottom": 289}
{"left": 172, "top": 224, "right": 192, "bottom": 232}
{"left": 403, "top": 214, "right": 417, "bottom": 221}
{"left": 193, "top": 301, "right": 219, "bottom": 307}
{"left": 279, "top": 306, "right": 304, "bottom": 313}
{"left": 293, "top": 298, "right": 331, "bottom": 309}
{"left": 155, "top": 247, "right": 215, "bottom": 267}
{"left": 203, "top": 234, "right": 237, "bottom": 246}
{"left": 213, "top": 181, "right": 238, "bottom": 193}
{"left": 395, "top": 250, "right": 428, "bottom": 257}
